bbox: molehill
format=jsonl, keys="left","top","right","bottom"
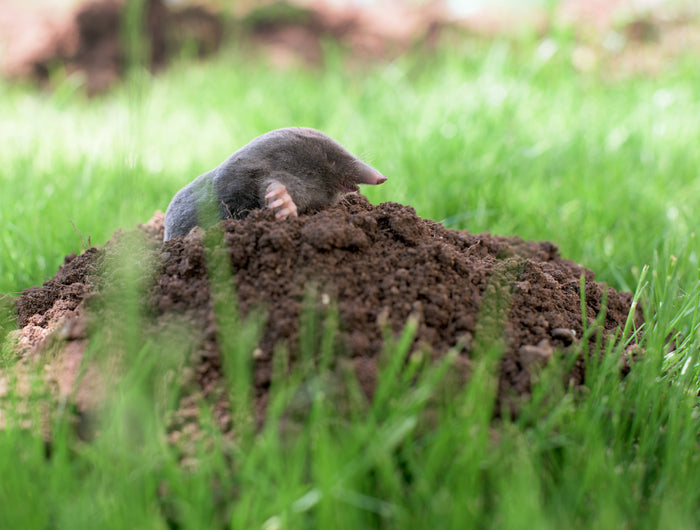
{"left": 13, "top": 195, "right": 641, "bottom": 431}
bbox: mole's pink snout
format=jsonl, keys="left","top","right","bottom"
{"left": 357, "top": 164, "right": 388, "bottom": 186}
{"left": 374, "top": 173, "right": 388, "bottom": 185}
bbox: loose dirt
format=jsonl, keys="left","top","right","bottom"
{"left": 10, "top": 195, "right": 641, "bottom": 437}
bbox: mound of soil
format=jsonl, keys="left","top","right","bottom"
{"left": 11, "top": 195, "right": 641, "bottom": 435}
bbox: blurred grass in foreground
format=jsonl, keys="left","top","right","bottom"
{"left": 1, "top": 234, "right": 698, "bottom": 528}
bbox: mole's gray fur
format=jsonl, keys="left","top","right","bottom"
{"left": 163, "top": 127, "right": 387, "bottom": 241}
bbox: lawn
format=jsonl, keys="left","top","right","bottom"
{"left": 1, "top": 31, "right": 699, "bottom": 528}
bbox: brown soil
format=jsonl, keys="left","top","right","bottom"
{"left": 10, "top": 195, "right": 642, "bottom": 436}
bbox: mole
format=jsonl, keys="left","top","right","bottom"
{"left": 163, "top": 127, "right": 388, "bottom": 241}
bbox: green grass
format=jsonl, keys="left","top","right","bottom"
{"left": 1, "top": 34, "right": 700, "bottom": 528}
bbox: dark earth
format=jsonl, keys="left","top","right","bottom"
{"left": 12, "top": 195, "right": 642, "bottom": 438}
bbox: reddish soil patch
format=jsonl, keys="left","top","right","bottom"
{"left": 0, "top": 0, "right": 221, "bottom": 95}
{"left": 11, "top": 195, "right": 641, "bottom": 435}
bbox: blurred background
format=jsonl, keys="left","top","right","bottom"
{"left": 1, "top": 0, "right": 698, "bottom": 95}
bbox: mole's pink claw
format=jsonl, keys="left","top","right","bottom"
{"left": 265, "top": 181, "right": 298, "bottom": 220}
{"left": 275, "top": 208, "right": 294, "bottom": 219}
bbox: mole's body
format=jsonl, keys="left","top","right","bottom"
{"left": 163, "top": 127, "right": 387, "bottom": 241}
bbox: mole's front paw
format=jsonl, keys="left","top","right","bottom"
{"left": 265, "top": 181, "right": 298, "bottom": 220}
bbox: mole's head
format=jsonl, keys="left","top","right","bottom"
{"left": 253, "top": 127, "right": 387, "bottom": 203}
